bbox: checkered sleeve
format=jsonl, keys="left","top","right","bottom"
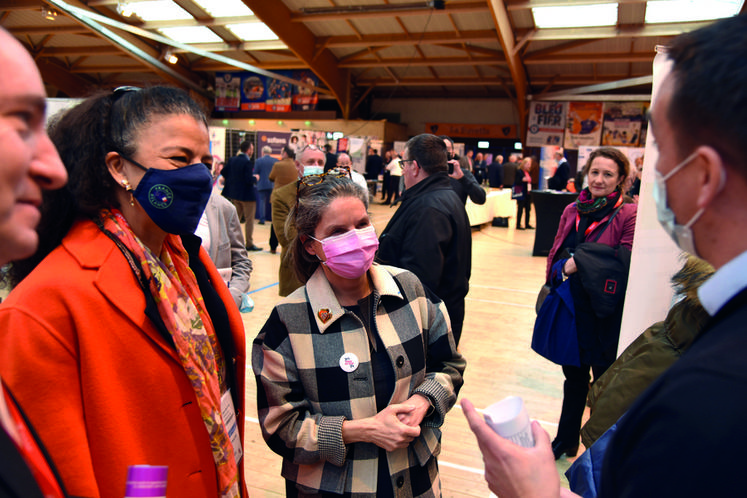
{"left": 415, "top": 297, "right": 466, "bottom": 428}
{"left": 318, "top": 415, "right": 346, "bottom": 466}
{"left": 252, "top": 306, "right": 349, "bottom": 466}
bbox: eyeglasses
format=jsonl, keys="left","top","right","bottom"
{"left": 295, "top": 166, "right": 352, "bottom": 211}
{"left": 401, "top": 158, "right": 415, "bottom": 166}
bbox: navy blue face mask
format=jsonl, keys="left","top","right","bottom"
{"left": 121, "top": 154, "right": 213, "bottom": 235}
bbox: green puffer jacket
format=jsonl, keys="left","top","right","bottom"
{"left": 580, "top": 257, "right": 713, "bottom": 448}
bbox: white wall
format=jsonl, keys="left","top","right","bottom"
{"left": 371, "top": 98, "right": 519, "bottom": 137}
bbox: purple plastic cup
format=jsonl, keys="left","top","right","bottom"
{"left": 124, "top": 465, "right": 168, "bottom": 498}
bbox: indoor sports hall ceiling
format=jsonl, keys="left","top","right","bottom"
{"left": 2, "top": 0, "right": 745, "bottom": 124}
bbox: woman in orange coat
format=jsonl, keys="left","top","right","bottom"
{"left": 0, "top": 87, "right": 247, "bottom": 498}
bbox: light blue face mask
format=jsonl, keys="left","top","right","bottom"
{"left": 652, "top": 150, "right": 724, "bottom": 257}
{"left": 303, "top": 166, "right": 324, "bottom": 176}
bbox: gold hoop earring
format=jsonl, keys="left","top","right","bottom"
{"left": 121, "top": 179, "right": 135, "bottom": 207}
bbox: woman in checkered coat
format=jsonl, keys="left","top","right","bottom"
{"left": 252, "top": 175, "right": 466, "bottom": 497}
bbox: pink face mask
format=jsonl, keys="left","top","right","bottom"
{"left": 311, "top": 225, "right": 379, "bottom": 279}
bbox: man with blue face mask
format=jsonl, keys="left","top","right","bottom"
{"left": 460, "top": 14, "right": 747, "bottom": 498}
{"left": 271, "top": 145, "right": 327, "bottom": 296}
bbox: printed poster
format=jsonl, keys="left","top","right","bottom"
{"left": 526, "top": 101, "right": 567, "bottom": 147}
{"left": 292, "top": 70, "right": 319, "bottom": 111}
{"left": 266, "top": 70, "right": 292, "bottom": 112}
{"left": 564, "top": 102, "right": 604, "bottom": 149}
{"left": 602, "top": 102, "right": 645, "bottom": 147}
{"left": 215, "top": 72, "right": 241, "bottom": 111}
{"left": 241, "top": 74, "right": 266, "bottom": 111}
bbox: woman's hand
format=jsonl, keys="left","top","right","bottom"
{"left": 563, "top": 256, "right": 577, "bottom": 276}
{"left": 342, "top": 404, "right": 421, "bottom": 452}
{"left": 397, "top": 394, "right": 432, "bottom": 427}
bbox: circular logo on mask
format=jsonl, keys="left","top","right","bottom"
{"left": 148, "top": 184, "right": 173, "bottom": 209}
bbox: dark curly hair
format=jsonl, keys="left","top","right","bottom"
{"left": 7, "top": 86, "right": 207, "bottom": 285}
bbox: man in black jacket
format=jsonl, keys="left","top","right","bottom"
{"left": 377, "top": 134, "right": 472, "bottom": 346}
{"left": 0, "top": 26, "right": 69, "bottom": 498}
{"left": 222, "top": 139, "right": 262, "bottom": 250}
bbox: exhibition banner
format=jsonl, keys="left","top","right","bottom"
{"left": 292, "top": 70, "right": 319, "bottom": 111}
{"left": 564, "top": 102, "right": 604, "bottom": 149}
{"left": 257, "top": 131, "right": 291, "bottom": 157}
{"left": 602, "top": 102, "right": 646, "bottom": 147}
{"left": 266, "top": 70, "right": 292, "bottom": 112}
{"left": 215, "top": 70, "right": 319, "bottom": 112}
{"left": 215, "top": 72, "right": 242, "bottom": 111}
{"left": 526, "top": 101, "right": 567, "bottom": 147}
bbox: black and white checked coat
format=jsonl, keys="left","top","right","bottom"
{"left": 252, "top": 264, "right": 466, "bottom": 497}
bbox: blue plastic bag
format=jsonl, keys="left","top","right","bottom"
{"left": 239, "top": 293, "right": 254, "bottom": 313}
{"left": 531, "top": 259, "right": 580, "bottom": 366}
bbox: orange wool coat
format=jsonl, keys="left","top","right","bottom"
{"left": 0, "top": 220, "right": 247, "bottom": 498}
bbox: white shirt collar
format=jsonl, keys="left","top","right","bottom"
{"left": 698, "top": 250, "right": 747, "bottom": 316}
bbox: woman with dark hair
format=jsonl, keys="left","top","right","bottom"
{"left": 0, "top": 87, "right": 247, "bottom": 498}
{"left": 252, "top": 174, "right": 465, "bottom": 497}
{"left": 544, "top": 146, "right": 637, "bottom": 460}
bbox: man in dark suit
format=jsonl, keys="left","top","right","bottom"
{"left": 547, "top": 148, "right": 570, "bottom": 191}
{"left": 488, "top": 154, "right": 504, "bottom": 188}
{"left": 222, "top": 139, "right": 262, "bottom": 251}
{"left": 462, "top": 14, "right": 747, "bottom": 498}
{"left": 0, "top": 26, "right": 69, "bottom": 498}
{"left": 324, "top": 143, "right": 337, "bottom": 171}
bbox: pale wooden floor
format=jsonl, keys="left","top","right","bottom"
{"left": 240, "top": 195, "right": 585, "bottom": 497}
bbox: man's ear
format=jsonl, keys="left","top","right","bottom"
{"left": 695, "top": 145, "right": 726, "bottom": 210}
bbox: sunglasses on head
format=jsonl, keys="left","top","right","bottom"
{"left": 295, "top": 166, "right": 352, "bottom": 212}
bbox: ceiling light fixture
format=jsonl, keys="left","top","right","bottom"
{"left": 163, "top": 48, "right": 178, "bottom": 64}
{"left": 116, "top": 1, "right": 134, "bottom": 18}
{"left": 42, "top": 8, "right": 59, "bottom": 21}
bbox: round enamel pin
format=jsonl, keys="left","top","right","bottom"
{"left": 339, "top": 352, "right": 359, "bottom": 373}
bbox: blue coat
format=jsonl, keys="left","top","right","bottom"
{"left": 254, "top": 155, "right": 277, "bottom": 191}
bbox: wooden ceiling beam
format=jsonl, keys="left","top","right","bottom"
{"left": 326, "top": 29, "right": 497, "bottom": 48}
{"left": 5, "top": 25, "right": 88, "bottom": 35}
{"left": 435, "top": 43, "right": 504, "bottom": 58}
{"left": 35, "top": 57, "right": 97, "bottom": 96}
{"left": 240, "top": 0, "right": 350, "bottom": 116}
{"left": 524, "top": 38, "right": 599, "bottom": 59}
{"left": 290, "top": 1, "right": 488, "bottom": 22}
{"left": 524, "top": 52, "right": 655, "bottom": 64}
{"left": 506, "top": 0, "right": 647, "bottom": 8}
{"left": 339, "top": 56, "right": 506, "bottom": 68}
{"left": 519, "top": 21, "right": 713, "bottom": 41}
{"left": 486, "top": 0, "right": 528, "bottom": 141}
{"left": 356, "top": 74, "right": 652, "bottom": 87}
{"left": 37, "top": 45, "right": 124, "bottom": 56}
{"left": 42, "top": 0, "right": 208, "bottom": 96}
{"left": 0, "top": 0, "right": 42, "bottom": 10}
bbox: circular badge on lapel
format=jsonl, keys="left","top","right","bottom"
{"left": 339, "top": 353, "right": 359, "bottom": 373}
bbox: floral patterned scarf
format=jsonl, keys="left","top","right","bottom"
{"left": 99, "top": 209, "right": 240, "bottom": 498}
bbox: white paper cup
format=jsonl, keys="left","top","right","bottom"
{"left": 483, "top": 396, "right": 535, "bottom": 448}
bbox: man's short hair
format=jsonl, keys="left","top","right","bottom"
{"left": 262, "top": 145, "right": 272, "bottom": 155}
{"left": 239, "top": 140, "right": 252, "bottom": 153}
{"left": 282, "top": 145, "right": 295, "bottom": 159}
{"left": 667, "top": 14, "right": 747, "bottom": 176}
{"left": 406, "top": 134, "right": 448, "bottom": 175}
